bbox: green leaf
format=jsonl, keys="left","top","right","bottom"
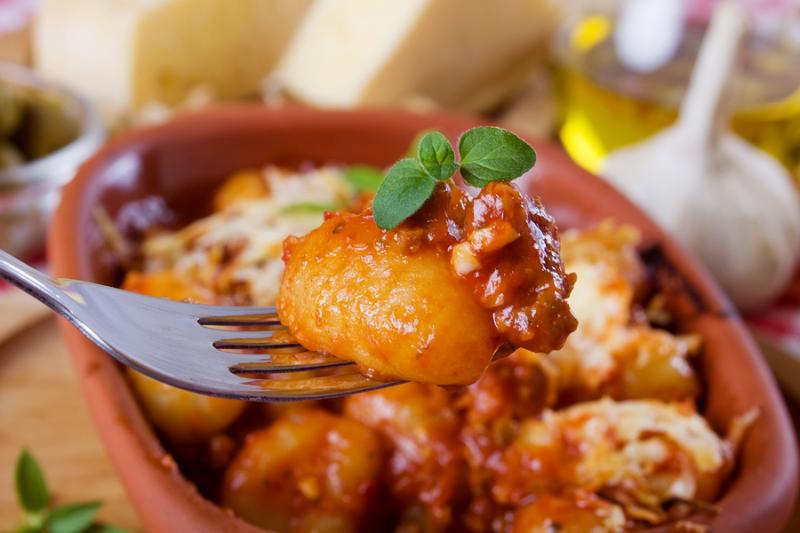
{"left": 372, "top": 158, "right": 436, "bottom": 230}
{"left": 458, "top": 126, "right": 536, "bottom": 187}
{"left": 342, "top": 165, "right": 384, "bottom": 193}
{"left": 14, "top": 523, "right": 42, "bottom": 533}
{"left": 47, "top": 502, "right": 101, "bottom": 533}
{"left": 416, "top": 131, "right": 458, "bottom": 181}
{"left": 406, "top": 130, "right": 432, "bottom": 157}
{"left": 15, "top": 450, "right": 49, "bottom": 514}
{"left": 279, "top": 202, "right": 342, "bottom": 215}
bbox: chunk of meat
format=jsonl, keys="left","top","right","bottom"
{"left": 278, "top": 181, "right": 576, "bottom": 384}
{"left": 221, "top": 410, "right": 384, "bottom": 533}
{"left": 344, "top": 383, "right": 464, "bottom": 531}
{"left": 460, "top": 183, "right": 576, "bottom": 351}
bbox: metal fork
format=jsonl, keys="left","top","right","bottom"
{"left": 0, "top": 250, "right": 400, "bottom": 401}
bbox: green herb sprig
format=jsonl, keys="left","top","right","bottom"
{"left": 10, "top": 449, "right": 130, "bottom": 533}
{"left": 342, "top": 165, "right": 384, "bottom": 193}
{"left": 278, "top": 201, "right": 345, "bottom": 215}
{"left": 373, "top": 126, "right": 536, "bottom": 230}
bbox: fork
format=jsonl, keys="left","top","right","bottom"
{"left": 0, "top": 250, "right": 400, "bottom": 401}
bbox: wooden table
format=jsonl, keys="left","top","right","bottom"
{"left": 0, "top": 314, "right": 141, "bottom": 531}
{"left": 0, "top": 23, "right": 133, "bottom": 529}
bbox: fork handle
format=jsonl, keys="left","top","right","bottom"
{"left": 0, "top": 249, "right": 66, "bottom": 311}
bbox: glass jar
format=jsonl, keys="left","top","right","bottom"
{"left": 0, "top": 62, "right": 104, "bottom": 258}
{"left": 552, "top": 0, "right": 800, "bottom": 178}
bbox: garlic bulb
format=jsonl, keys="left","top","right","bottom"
{"left": 602, "top": 1, "right": 800, "bottom": 311}
{"left": 614, "top": 0, "right": 685, "bottom": 73}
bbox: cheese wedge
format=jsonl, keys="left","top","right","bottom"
{"left": 34, "top": 0, "right": 310, "bottom": 121}
{"left": 276, "top": 0, "right": 556, "bottom": 112}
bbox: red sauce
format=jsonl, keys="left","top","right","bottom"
{"left": 394, "top": 181, "right": 577, "bottom": 353}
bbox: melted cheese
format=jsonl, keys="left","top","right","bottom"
{"left": 139, "top": 166, "right": 350, "bottom": 305}
{"left": 549, "top": 221, "right": 699, "bottom": 397}
{"left": 519, "top": 399, "right": 726, "bottom": 499}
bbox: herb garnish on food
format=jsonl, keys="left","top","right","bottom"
{"left": 278, "top": 201, "right": 345, "bottom": 215}
{"left": 11, "top": 449, "right": 130, "bottom": 533}
{"left": 280, "top": 165, "right": 384, "bottom": 215}
{"left": 342, "top": 165, "right": 384, "bottom": 193}
{"left": 373, "top": 126, "right": 536, "bottom": 230}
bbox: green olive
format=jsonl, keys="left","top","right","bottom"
{"left": 0, "top": 83, "right": 25, "bottom": 139}
{"left": 13, "top": 89, "right": 80, "bottom": 160}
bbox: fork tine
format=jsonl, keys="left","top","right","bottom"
{"left": 44, "top": 283, "right": 405, "bottom": 401}
{"left": 236, "top": 372, "right": 402, "bottom": 401}
{"left": 230, "top": 353, "right": 352, "bottom": 374}
{"left": 198, "top": 312, "right": 283, "bottom": 327}
{"left": 214, "top": 337, "right": 303, "bottom": 350}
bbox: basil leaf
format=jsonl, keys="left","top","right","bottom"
{"left": 417, "top": 131, "right": 458, "bottom": 181}
{"left": 47, "top": 502, "right": 101, "bottom": 533}
{"left": 279, "top": 202, "right": 342, "bottom": 215}
{"left": 458, "top": 126, "right": 536, "bottom": 187}
{"left": 372, "top": 158, "right": 436, "bottom": 230}
{"left": 15, "top": 450, "right": 49, "bottom": 514}
{"left": 342, "top": 165, "right": 384, "bottom": 193}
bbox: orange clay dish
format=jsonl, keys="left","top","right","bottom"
{"left": 278, "top": 128, "right": 577, "bottom": 385}
{"left": 116, "top": 129, "right": 757, "bottom": 532}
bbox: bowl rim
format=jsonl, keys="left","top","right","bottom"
{"left": 48, "top": 104, "right": 799, "bottom": 533}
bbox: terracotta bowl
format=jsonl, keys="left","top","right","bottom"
{"left": 49, "top": 106, "right": 798, "bottom": 532}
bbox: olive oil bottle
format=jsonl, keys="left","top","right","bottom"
{"left": 553, "top": 12, "right": 800, "bottom": 179}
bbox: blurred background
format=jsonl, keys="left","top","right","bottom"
{"left": 1, "top": 0, "right": 800, "bottom": 529}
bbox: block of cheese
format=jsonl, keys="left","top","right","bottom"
{"left": 276, "top": 0, "right": 557, "bottom": 112}
{"left": 34, "top": 0, "right": 310, "bottom": 121}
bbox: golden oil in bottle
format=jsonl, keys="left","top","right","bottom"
{"left": 553, "top": 13, "right": 800, "bottom": 179}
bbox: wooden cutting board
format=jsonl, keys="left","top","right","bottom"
{"left": 0, "top": 313, "right": 141, "bottom": 531}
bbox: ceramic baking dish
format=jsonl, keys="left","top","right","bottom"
{"left": 49, "top": 106, "right": 798, "bottom": 532}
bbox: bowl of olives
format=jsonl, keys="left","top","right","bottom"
{"left": 0, "top": 62, "right": 103, "bottom": 257}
